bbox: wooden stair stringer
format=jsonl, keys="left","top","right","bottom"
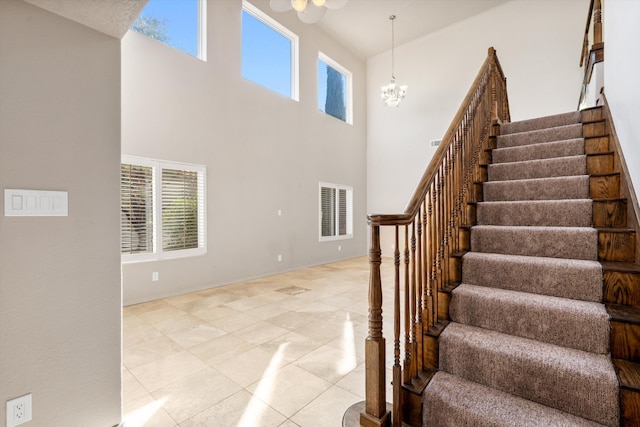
{"left": 584, "top": 105, "right": 640, "bottom": 425}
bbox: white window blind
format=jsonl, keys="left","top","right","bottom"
{"left": 319, "top": 182, "right": 353, "bottom": 241}
{"left": 121, "top": 156, "right": 206, "bottom": 262}
{"left": 121, "top": 164, "right": 154, "bottom": 255}
{"left": 161, "top": 168, "right": 204, "bottom": 252}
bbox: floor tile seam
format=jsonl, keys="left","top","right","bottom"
{"left": 134, "top": 365, "right": 212, "bottom": 402}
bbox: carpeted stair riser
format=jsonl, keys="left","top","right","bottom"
{"left": 461, "top": 252, "right": 603, "bottom": 302}
{"left": 471, "top": 225, "right": 598, "bottom": 260}
{"left": 450, "top": 284, "right": 609, "bottom": 353}
{"left": 488, "top": 155, "right": 586, "bottom": 181}
{"left": 492, "top": 138, "right": 584, "bottom": 163}
{"left": 497, "top": 123, "right": 582, "bottom": 148}
{"left": 483, "top": 175, "right": 590, "bottom": 201}
{"left": 439, "top": 323, "right": 619, "bottom": 427}
{"left": 477, "top": 200, "right": 592, "bottom": 227}
{"left": 423, "top": 372, "right": 607, "bottom": 427}
{"left": 500, "top": 111, "right": 581, "bottom": 135}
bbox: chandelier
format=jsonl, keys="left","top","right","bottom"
{"left": 381, "top": 15, "right": 408, "bottom": 107}
{"left": 269, "top": 0, "right": 348, "bottom": 24}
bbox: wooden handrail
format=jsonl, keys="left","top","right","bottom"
{"left": 369, "top": 49, "right": 502, "bottom": 226}
{"left": 359, "top": 47, "right": 509, "bottom": 427}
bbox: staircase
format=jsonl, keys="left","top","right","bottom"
{"left": 421, "top": 110, "right": 639, "bottom": 426}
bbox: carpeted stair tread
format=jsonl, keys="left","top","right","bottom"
{"left": 492, "top": 138, "right": 584, "bottom": 163}
{"left": 471, "top": 225, "right": 598, "bottom": 260}
{"left": 423, "top": 371, "right": 607, "bottom": 427}
{"left": 500, "top": 111, "right": 581, "bottom": 135}
{"left": 483, "top": 175, "right": 589, "bottom": 201}
{"left": 450, "top": 283, "right": 609, "bottom": 353}
{"left": 476, "top": 199, "right": 592, "bottom": 226}
{"left": 461, "top": 252, "right": 603, "bottom": 302}
{"left": 488, "top": 155, "right": 586, "bottom": 181}
{"left": 497, "top": 123, "right": 582, "bottom": 148}
{"left": 439, "top": 323, "right": 619, "bottom": 426}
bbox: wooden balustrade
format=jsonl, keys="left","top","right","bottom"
{"left": 579, "top": 0, "right": 604, "bottom": 108}
{"left": 359, "top": 47, "right": 509, "bottom": 426}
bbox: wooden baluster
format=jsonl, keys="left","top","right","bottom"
{"left": 403, "top": 224, "right": 413, "bottom": 382}
{"left": 418, "top": 200, "right": 426, "bottom": 371}
{"left": 430, "top": 185, "right": 438, "bottom": 328}
{"left": 410, "top": 219, "right": 420, "bottom": 375}
{"left": 361, "top": 225, "right": 390, "bottom": 427}
{"left": 393, "top": 227, "right": 402, "bottom": 427}
{"left": 416, "top": 205, "right": 423, "bottom": 332}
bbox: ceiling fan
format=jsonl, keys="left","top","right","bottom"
{"left": 269, "top": 0, "right": 348, "bottom": 24}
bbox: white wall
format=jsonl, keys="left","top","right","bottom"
{"left": 367, "top": 0, "right": 588, "bottom": 228}
{"left": 121, "top": 0, "right": 368, "bottom": 305}
{"left": 604, "top": 0, "right": 640, "bottom": 205}
{"left": 0, "top": 0, "right": 122, "bottom": 425}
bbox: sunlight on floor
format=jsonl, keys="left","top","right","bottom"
{"left": 338, "top": 313, "right": 357, "bottom": 375}
{"left": 237, "top": 342, "right": 289, "bottom": 426}
{"left": 123, "top": 396, "right": 168, "bottom": 427}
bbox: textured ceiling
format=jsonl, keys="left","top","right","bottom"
{"left": 22, "top": 0, "right": 148, "bottom": 39}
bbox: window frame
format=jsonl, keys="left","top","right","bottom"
{"left": 318, "top": 52, "right": 353, "bottom": 124}
{"left": 121, "top": 155, "right": 207, "bottom": 263}
{"left": 131, "top": 0, "right": 207, "bottom": 60}
{"left": 319, "top": 182, "right": 353, "bottom": 242}
{"left": 241, "top": 1, "right": 300, "bottom": 101}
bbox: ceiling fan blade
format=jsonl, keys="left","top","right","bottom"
{"left": 324, "top": 0, "right": 347, "bottom": 10}
{"left": 297, "top": 3, "right": 326, "bottom": 23}
{"left": 270, "top": 0, "right": 293, "bottom": 12}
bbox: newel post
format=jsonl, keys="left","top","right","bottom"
{"left": 593, "top": 0, "right": 602, "bottom": 45}
{"left": 361, "top": 225, "right": 391, "bottom": 427}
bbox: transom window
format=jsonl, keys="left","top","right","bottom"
{"left": 121, "top": 156, "right": 206, "bottom": 262}
{"left": 318, "top": 52, "right": 352, "bottom": 124}
{"left": 319, "top": 182, "right": 353, "bottom": 241}
{"left": 242, "top": 1, "right": 299, "bottom": 100}
{"left": 131, "top": 0, "right": 207, "bottom": 60}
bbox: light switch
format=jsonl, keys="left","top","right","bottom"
{"left": 4, "top": 189, "right": 68, "bottom": 217}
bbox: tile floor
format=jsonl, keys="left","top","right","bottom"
{"left": 123, "top": 256, "right": 397, "bottom": 427}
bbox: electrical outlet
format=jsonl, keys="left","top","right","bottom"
{"left": 338, "top": 245, "right": 342, "bottom": 251}
{"left": 6, "top": 393, "right": 32, "bottom": 427}
{"left": 277, "top": 254, "right": 282, "bottom": 262}
{"left": 152, "top": 272, "right": 159, "bottom": 281}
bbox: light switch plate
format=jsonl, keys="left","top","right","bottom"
{"left": 4, "top": 189, "right": 68, "bottom": 216}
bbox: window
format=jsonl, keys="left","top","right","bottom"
{"left": 131, "top": 0, "right": 207, "bottom": 60}
{"left": 242, "top": 1, "right": 299, "bottom": 100}
{"left": 319, "top": 183, "right": 353, "bottom": 241}
{"left": 318, "top": 52, "right": 352, "bottom": 124}
{"left": 121, "top": 156, "right": 206, "bottom": 262}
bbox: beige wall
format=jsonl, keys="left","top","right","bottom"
{"left": 0, "top": 0, "right": 122, "bottom": 425}
{"left": 366, "top": 0, "right": 588, "bottom": 252}
{"left": 604, "top": 0, "right": 640, "bottom": 207}
{"left": 121, "top": 0, "right": 368, "bottom": 305}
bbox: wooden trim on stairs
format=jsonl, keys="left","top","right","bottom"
{"left": 583, "top": 103, "right": 640, "bottom": 425}
{"left": 600, "top": 95, "right": 640, "bottom": 265}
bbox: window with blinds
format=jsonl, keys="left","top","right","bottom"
{"left": 121, "top": 164, "right": 154, "bottom": 254}
{"left": 319, "top": 182, "right": 353, "bottom": 241}
{"left": 121, "top": 156, "right": 206, "bottom": 261}
{"left": 162, "top": 168, "right": 200, "bottom": 251}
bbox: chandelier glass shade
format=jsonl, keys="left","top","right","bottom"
{"left": 381, "top": 15, "right": 408, "bottom": 107}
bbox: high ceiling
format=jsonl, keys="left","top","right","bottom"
{"left": 21, "top": 0, "right": 510, "bottom": 59}
{"left": 316, "top": 0, "right": 511, "bottom": 59}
